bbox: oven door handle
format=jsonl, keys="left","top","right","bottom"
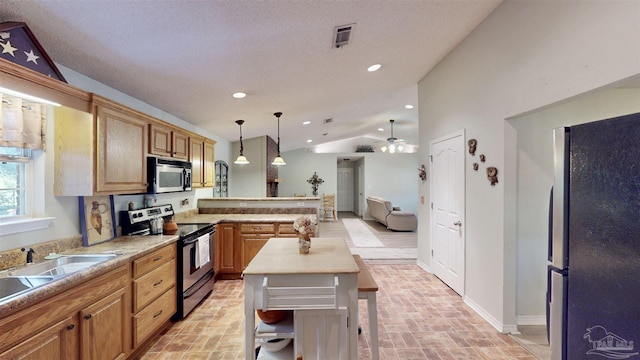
{"left": 183, "top": 238, "right": 199, "bottom": 245}
{"left": 183, "top": 231, "right": 213, "bottom": 245}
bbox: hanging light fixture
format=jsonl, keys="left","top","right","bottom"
{"left": 380, "top": 119, "right": 403, "bottom": 153}
{"left": 234, "top": 120, "right": 250, "bottom": 164}
{"left": 272, "top": 112, "right": 286, "bottom": 165}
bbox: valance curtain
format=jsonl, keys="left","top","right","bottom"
{"left": 0, "top": 93, "right": 47, "bottom": 150}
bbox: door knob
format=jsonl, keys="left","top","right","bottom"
{"left": 453, "top": 221, "right": 462, "bottom": 226}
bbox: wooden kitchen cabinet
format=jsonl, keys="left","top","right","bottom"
{"left": 0, "top": 265, "right": 129, "bottom": 360}
{"left": 94, "top": 99, "right": 149, "bottom": 194}
{"left": 216, "top": 221, "right": 298, "bottom": 279}
{"left": 149, "top": 123, "right": 189, "bottom": 160}
{"left": 80, "top": 288, "right": 128, "bottom": 360}
{"left": 131, "top": 244, "right": 177, "bottom": 348}
{"left": 54, "top": 95, "right": 148, "bottom": 195}
{"left": 240, "top": 223, "right": 276, "bottom": 270}
{"left": 190, "top": 137, "right": 216, "bottom": 188}
{"left": 0, "top": 315, "right": 77, "bottom": 360}
{"left": 215, "top": 223, "right": 242, "bottom": 278}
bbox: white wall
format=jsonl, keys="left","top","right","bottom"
{"left": 230, "top": 136, "right": 268, "bottom": 197}
{"left": 277, "top": 149, "right": 419, "bottom": 217}
{"left": 1, "top": 66, "right": 232, "bottom": 251}
{"left": 511, "top": 87, "right": 640, "bottom": 322}
{"left": 277, "top": 149, "right": 337, "bottom": 198}
{"left": 417, "top": 0, "right": 640, "bottom": 332}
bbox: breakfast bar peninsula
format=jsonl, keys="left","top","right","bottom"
{"left": 243, "top": 237, "right": 359, "bottom": 359}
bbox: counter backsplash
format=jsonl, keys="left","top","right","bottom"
{"left": 199, "top": 207, "right": 317, "bottom": 215}
{"left": 0, "top": 235, "right": 83, "bottom": 270}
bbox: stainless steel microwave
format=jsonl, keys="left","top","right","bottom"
{"left": 147, "top": 157, "right": 192, "bottom": 193}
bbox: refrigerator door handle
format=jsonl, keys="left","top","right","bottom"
{"left": 552, "top": 127, "right": 569, "bottom": 269}
{"left": 549, "top": 267, "right": 567, "bottom": 360}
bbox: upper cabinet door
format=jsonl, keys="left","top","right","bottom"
{"left": 203, "top": 141, "right": 215, "bottom": 187}
{"left": 149, "top": 124, "right": 189, "bottom": 160}
{"left": 95, "top": 103, "right": 148, "bottom": 194}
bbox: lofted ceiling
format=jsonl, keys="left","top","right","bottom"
{"left": 0, "top": 1, "right": 502, "bottom": 153}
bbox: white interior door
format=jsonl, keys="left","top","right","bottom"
{"left": 337, "top": 168, "right": 354, "bottom": 212}
{"left": 430, "top": 130, "right": 465, "bottom": 295}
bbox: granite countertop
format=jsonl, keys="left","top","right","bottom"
{"left": 198, "top": 197, "right": 320, "bottom": 201}
{"left": 0, "top": 233, "right": 178, "bottom": 317}
{"left": 178, "top": 213, "right": 312, "bottom": 224}
{"left": 0, "top": 213, "right": 314, "bottom": 317}
{"left": 243, "top": 237, "right": 359, "bottom": 275}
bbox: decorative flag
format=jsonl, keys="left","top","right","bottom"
{"left": 0, "top": 21, "right": 66, "bottom": 82}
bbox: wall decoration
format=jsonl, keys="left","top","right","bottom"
{"left": 79, "top": 195, "right": 116, "bottom": 246}
{"left": 480, "top": 154, "right": 486, "bottom": 162}
{"left": 306, "top": 171, "right": 325, "bottom": 196}
{"left": 418, "top": 165, "right": 427, "bottom": 181}
{"left": 486, "top": 167, "right": 499, "bottom": 186}
{"left": 0, "top": 22, "right": 66, "bottom": 82}
{"left": 468, "top": 139, "right": 477, "bottom": 155}
{"left": 473, "top": 163, "right": 479, "bottom": 171}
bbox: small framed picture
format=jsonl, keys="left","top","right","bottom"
{"left": 79, "top": 195, "right": 117, "bottom": 246}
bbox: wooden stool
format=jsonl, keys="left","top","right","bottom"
{"left": 353, "top": 255, "right": 379, "bottom": 360}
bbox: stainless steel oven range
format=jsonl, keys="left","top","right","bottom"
{"left": 173, "top": 222, "right": 215, "bottom": 320}
{"left": 120, "top": 204, "right": 215, "bottom": 321}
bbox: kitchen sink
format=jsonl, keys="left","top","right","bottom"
{"left": 0, "top": 276, "right": 55, "bottom": 302}
{"left": 8, "top": 254, "right": 118, "bottom": 277}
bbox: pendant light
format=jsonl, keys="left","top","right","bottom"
{"left": 272, "top": 112, "right": 286, "bottom": 166}
{"left": 234, "top": 120, "right": 250, "bottom": 164}
{"left": 380, "top": 119, "right": 403, "bottom": 153}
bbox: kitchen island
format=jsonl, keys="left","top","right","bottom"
{"left": 243, "top": 237, "right": 359, "bottom": 359}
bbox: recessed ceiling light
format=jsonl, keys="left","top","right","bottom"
{"left": 378, "top": 128, "right": 384, "bottom": 132}
{"left": 405, "top": 104, "right": 414, "bottom": 109}
{"left": 303, "top": 121, "right": 311, "bottom": 125}
{"left": 232, "top": 92, "right": 246, "bottom": 99}
{"left": 307, "top": 139, "right": 313, "bottom": 143}
{"left": 367, "top": 64, "right": 382, "bottom": 72}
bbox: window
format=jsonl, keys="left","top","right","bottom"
{"left": 0, "top": 147, "right": 30, "bottom": 218}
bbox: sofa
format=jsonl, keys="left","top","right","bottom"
{"left": 366, "top": 196, "right": 417, "bottom": 231}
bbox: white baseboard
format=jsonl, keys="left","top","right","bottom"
{"left": 517, "top": 315, "right": 547, "bottom": 326}
{"left": 417, "top": 259, "right": 431, "bottom": 273}
{"left": 463, "top": 296, "right": 518, "bottom": 334}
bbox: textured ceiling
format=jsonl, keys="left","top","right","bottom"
{"left": 0, "top": 1, "right": 502, "bottom": 153}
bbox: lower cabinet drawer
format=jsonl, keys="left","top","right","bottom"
{"left": 278, "top": 223, "right": 296, "bottom": 234}
{"left": 133, "top": 259, "right": 176, "bottom": 312}
{"left": 240, "top": 223, "right": 276, "bottom": 234}
{"left": 133, "top": 286, "right": 177, "bottom": 347}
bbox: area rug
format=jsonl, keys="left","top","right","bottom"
{"left": 342, "top": 218, "right": 417, "bottom": 260}
{"left": 342, "top": 218, "right": 384, "bottom": 247}
{"left": 350, "top": 247, "right": 418, "bottom": 260}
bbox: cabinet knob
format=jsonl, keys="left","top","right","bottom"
{"left": 153, "top": 256, "right": 163, "bottom": 262}
{"left": 153, "top": 310, "right": 163, "bottom": 318}
{"left": 84, "top": 314, "right": 92, "bottom": 320}
{"left": 153, "top": 279, "right": 163, "bottom": 287}
{"left": 67, "top": 324, "right": 75, "bottom": 330}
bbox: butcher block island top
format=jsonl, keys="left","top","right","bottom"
{"left": 243, "top": 237, "right": 359, "bottom": 275}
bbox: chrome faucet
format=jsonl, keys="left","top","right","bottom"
{"left": 21, "top": 247, "right": 35, "bottom": 264}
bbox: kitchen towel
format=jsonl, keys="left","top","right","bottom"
{"left": 195, "top": 233, "right": 210, "bottom": 268}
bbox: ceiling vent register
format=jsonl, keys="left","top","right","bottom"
{"left": 333, "top": 24, "right": 354, "bottom": 48}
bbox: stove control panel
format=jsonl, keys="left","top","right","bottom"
{"left": 127, "top": 204, "right": 175, "bottom": 224}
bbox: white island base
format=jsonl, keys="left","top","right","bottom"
{"left": 243, "top": 237, "right": 359, "bottom": 360}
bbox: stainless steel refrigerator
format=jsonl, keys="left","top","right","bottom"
{"left": 547, "top": 112, "right": 640, "bottom": 360}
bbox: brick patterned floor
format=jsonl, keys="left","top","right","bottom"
{"left": 138, "top": 264, "right": 536, "bottom": 360}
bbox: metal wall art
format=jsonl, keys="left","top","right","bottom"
{"left": 418, "top": 165, "right": 427, "bottom": 182}
{"left": 487, "top": 167, "right": 498, "bottom": 186}
{"left": 468, "top": 139, "right": 477, "bottom": 155}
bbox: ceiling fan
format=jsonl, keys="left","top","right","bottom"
{"left": 380, "top": 119, "right": 408, "bottom": 153}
